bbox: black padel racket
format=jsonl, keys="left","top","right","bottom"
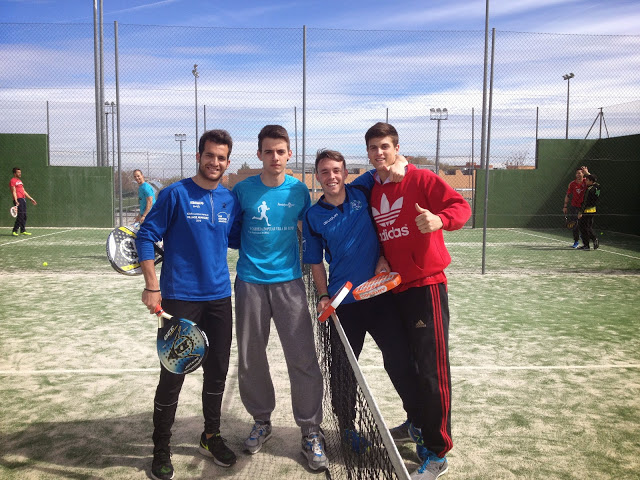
{"left": 106, "top": 223, "right": 162, "bottom": 275}
{"left": 564, "top": 215, "right": 576, "bottom": 229}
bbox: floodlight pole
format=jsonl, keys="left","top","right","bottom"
{"left": 104, "top": 107, "right": 110, "bottom": 167}
{"left": 563, "top": 73, "right": 574, "bottom": 139}
{"left": 192, "top": 64, "right": 199, "bottom": 171}
{"left": 430, "top": 108, "right": 448, "bottom": 175}
{"left": 106, "top": 101, "right": 116, "bottom": 167}
{"left": 175, "top": 134, "right": 186, "bottom": 178}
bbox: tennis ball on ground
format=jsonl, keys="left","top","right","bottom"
{"left": 42, "top": 262, "right": 48, "bottom": 266}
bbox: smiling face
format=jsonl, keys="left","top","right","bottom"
{"left": 367, "top": 135, "right": 400, "bottom": 176}
{"left": 133, "top": 170, "right": 144, "bottom": 185}
{"left": 316, "top": 157, "right": 348, "bottom": 204}
{"left": 257, "top": 137, "right": 291, "bottom": 179}
{"left": 195, "top": 140, "right": 230, "bottom": 188}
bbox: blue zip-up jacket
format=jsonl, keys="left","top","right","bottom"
{"left": 136, "top": 178, "right": 241, "bottom": 301}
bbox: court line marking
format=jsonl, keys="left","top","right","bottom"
{"left": 508, "top": 229, "right": 640, "bottom": 260}
{"left": 0, "top": 368, "right": 158, "bottom": 375}
{"left": 0, "top": 229, "right": 74, "bottom": 247}
{"left": 3, "top": 364, "right": 640, "bottom": 376}
{"left": 360, "top": 364, "right": 640, "bottom": 372}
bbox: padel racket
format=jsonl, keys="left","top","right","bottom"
{"left": 106, "top": 223, "right": 163, "bottom": 275}
{"left": 352, "top": 272, "right": 401, "bottom": 301}
{"left": 318, "top": 281, "right": 352, "bottom": 323}
{"left": 155, "top": 305, "right": 209, "bottom": 374}
{"left": 564, "top": 215, "right": 576, "bottom": 229}
{"left": 10, "top": 206, "right": 17, "bottom": 218}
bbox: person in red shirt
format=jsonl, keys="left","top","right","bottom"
{"left": 9, "top": 167, "right": 37, "bottom": 236}
{"left": 562, "top": 166, "right": 590, "bottom": 248}
{"left": 365, "top": 122, "right": 471, "bottom": 480}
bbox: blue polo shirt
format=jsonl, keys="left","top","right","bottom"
{"left": 302, "top": 171, "right": 378, "bottom": 304}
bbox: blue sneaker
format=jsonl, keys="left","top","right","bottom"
{"left": 416, "top": 443, "right": 429, "bottom": 462}
{"left": 410, "top": 451, "right": 448, "bottom": 479}
{"left": 408, "top": 422, "right": 424, "bottom": 445}
{"left": 389, "top": 419, "right": 412, "bottom": 443}
{"left": 572, "top": 241, "right": 579, "bottom": 248}
{"left": 343, "top": 429, "right": 371, "bottom": 454}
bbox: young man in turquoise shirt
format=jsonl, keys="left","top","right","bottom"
{"left": 233, "top": 125, "right": 327, "bottom": 472}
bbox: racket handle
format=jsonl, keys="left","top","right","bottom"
{"left": 154, "top": 304, "right": 172, "bottom": 326}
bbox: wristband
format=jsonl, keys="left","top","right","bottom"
{"left": 144, "top": 288, "right": 161, "bottom": 292}
{"left": 317, "top": 293, "right": 330, "bottom": 302}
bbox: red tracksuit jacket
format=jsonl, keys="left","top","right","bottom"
{"left": 371, "top": 164, "right": 471, "bottom": 292}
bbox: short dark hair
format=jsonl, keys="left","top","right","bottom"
{"left": 258, "top": 125, "right": 290, "bottom": 151}
{"left": 585, "top": 174, "right": 597, "bottom": 182}
{"left": 315, "top": 149, "right": 346, "bottom": 172}
{"left": 12, "top": 167, "right": 20, "bottom": 174}
{"left": 365, "top": 122, "right": 399, "bottom": 147}
{"left": 576, "top": 167, "right": 584, "bottom": 172}
{"left": 199, "top": 129, "right": 233, "bottom": 157}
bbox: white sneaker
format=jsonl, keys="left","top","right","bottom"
{"left": 411, "top": 451, "right": 448, "bottom": 480}
{"left": 244, "top": 421, "right": 272, "bottom": 454}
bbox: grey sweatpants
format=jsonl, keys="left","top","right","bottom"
{"left": 234, "top": 277, "right": 323, "bottom": 436}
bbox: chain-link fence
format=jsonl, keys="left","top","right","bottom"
{"left": 1, "top": 23, "right": 639, "bottom": 272}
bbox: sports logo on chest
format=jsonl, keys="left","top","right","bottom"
{"left": 217, "top": 211, "right": 229, "bottom": 223}
{"left": 372, "top": 194, "right": 403, "bottom": 227}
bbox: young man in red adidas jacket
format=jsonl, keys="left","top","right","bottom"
{"left": 365, "top": 122, "right": 471, "bottom": 480}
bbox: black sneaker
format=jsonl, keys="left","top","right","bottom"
{"left": 577, "top": 245, "right": 590, "bottom": 250}
{"left": 151, "top": 448, "right": 174, "bottom": 480}
{"left": 199, "top": 432, "right": 237, "bottom": 467}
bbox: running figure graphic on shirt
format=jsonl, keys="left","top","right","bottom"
{"left": 252, "top": 200, "right": 271, "bottom": 226}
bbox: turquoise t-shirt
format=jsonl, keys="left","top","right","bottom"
{"left": 138, "top": 182, "right": 156, "bottom": 215}
{"left": 233, "top": 174, "right": 310, "bottom": 284}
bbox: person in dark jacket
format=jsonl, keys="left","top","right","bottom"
{"left": 577, "top": 174, "right": 601, "bottom": 250}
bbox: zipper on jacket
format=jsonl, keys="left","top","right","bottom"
{"left": 209, "top": 192, "right": 215, "bottom": 225}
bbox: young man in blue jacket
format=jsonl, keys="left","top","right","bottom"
{"left": 136, "top": 129, "right": 242, "bottom": 480}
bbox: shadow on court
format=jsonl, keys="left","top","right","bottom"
{"left": 0, "top": 411, "right": 325, "bottom": 479}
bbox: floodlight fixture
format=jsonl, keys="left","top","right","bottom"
{"left": 430, "top": 107, "right": 449, "bottom": 175}
{"left": 175, "top": 133, "right": 187, "bottom": 178}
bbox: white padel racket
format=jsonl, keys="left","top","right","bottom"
{"left": 318, "top": 281, "right": 353, "bottom": 323}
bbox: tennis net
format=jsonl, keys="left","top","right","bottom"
{"left": 303, "top": 265, "right": 410, "bottom": 480}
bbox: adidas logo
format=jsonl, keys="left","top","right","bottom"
{"left": 372, "top": 194, "right": 403, "bottom": 227}
{"left": 415, "top": 320, "right": 427, "bottom": 328}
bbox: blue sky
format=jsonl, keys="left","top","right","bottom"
{"left": 2, "top": 0, "right": 639, "bottom": 34}
{"left": 1, "top": 0, "right": 639, "bottom": 174}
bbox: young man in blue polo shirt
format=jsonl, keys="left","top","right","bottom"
{"left": 302, "top": 149, "right": 420, "bottom": 450}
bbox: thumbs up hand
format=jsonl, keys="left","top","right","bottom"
{"left": 415, "top": 203, "right": 443, "bottom": 233}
